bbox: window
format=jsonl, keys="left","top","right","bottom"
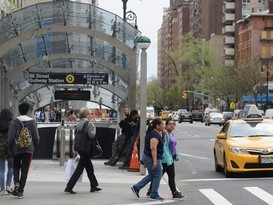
{"left": 257, "top": 0, "right": 264, "bottom": 3}
{"left": 243, "top": 0, "right": 251, "bottom": 3}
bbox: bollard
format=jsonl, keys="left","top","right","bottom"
{"left": 59, "top": 109, "right": 66, "bottom": 166}
{"left": 60, "top": 127, "right": 65, "bottom": 166}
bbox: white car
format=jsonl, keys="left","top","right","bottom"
{"left": 169, "top": 112, "right": 179, "bottom": 121}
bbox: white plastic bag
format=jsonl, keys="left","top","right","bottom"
{"left": 64, "top": 158, "right": 83, "bottom": 182}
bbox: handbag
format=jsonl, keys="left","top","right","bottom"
{"left": 64, "top": 158, "right": 83, "bottom": 182}
{"left": 90, "top": 137, "right": 103, "bottom": 158}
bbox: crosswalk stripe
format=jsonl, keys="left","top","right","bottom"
{"left": 244, "top": 187, "right": 273, "bottom": 205}
{"left": 199, "top": 189, "right": 232, "bottom": 205}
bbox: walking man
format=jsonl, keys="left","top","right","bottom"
{"left": 8, "top": 102, "right": 40, "bottom": 199}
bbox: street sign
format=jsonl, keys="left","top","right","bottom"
{"left": 28, "top": 72, "right": 108, "bottom": 85}
{"left": 54, "top": 90, "right": 90, "bottom": 100}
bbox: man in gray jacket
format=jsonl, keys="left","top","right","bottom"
{"left": 8, "top": 102, "right": 39, "bottom": 199}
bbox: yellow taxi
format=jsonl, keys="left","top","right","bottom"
{"left": 214, "top": 104, "right": 273, "bottom": 177}
{"left": 161, "top": 111, "right": 170, "bottom": 120}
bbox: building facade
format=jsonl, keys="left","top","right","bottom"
{"left": 158, "top": 0, "right": 223, "bottom": 90}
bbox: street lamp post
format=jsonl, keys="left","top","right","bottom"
{"left": 137, "top": 36, "right": 151, "bottom": 175}
{"left": 121, "top": 0, "right": 128, "bottom": 20}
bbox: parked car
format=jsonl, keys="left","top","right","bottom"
{"left": 214, "top": 104, "right": 273, "bottom": 177}
{"left": 205, "top": 112, "right": 225, "bottom": 126}
{"left": 178, "top": 110, "right": 193, "bottom": 123}
{"left": 191, "top": 110, "right": 204, "bottom": 122}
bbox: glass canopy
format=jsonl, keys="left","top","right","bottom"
{"left": 0, "top": 0, "right": 140, "bottom": 110}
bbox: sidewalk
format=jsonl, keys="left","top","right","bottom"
{"left": 1, "top": 159, "right": 178, "bottom": 205}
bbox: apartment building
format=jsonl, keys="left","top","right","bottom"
{"left": 158, "top": 0, "right": 222, "bottom": 90}
{"left": 237, "top": 0, "right": 273, "bottom": 74}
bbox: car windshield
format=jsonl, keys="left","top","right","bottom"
{"left": 210, "top": 113, "right": 223, "bottom": 117}
{"left": 230, "top": 121, "right": 273, "bottom": 137}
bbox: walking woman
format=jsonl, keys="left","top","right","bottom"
{"left": 64, "top": 107, "right": 101, "bottom": 194}
{"left": 147, "top": 118, "right": 186, "bottom": 199}
{"left": 0, "top": 108, "right": 13, "bottom": 195}
{"left": 130, "top": 118, "right": 165, "bottom": 201}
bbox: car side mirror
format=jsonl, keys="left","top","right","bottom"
{"left": 216, "top": 133, "right": 226, "bottom": 139}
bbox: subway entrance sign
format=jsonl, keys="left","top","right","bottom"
{"left": 28, "top": 72, "right": 108, "bottom": 85}
{"left": 54, "top": 90, "right": 90, "bottom": 100}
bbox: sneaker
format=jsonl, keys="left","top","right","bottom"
{"left": 146, "top": 189, "right": 151, "bottom": 197}
{"left": 0, "top": 191, "right": 5, "bottom": 196}
{"left": 173, "top": 191, "right": 186, "bottom": 199}
{"left": 104, "top": 159, "right": 113, "bottom": 165}
{"left": 12, "top": 185, "right": 19, "bottom": 196}
{"left": 130, "top": 185, "right": 139, "bottom": 198}
{"left": 110, "top": 156, "right": 119, "bottom": 166}
{"left": 6, "top": 186, "right": 13, "bottom": 194}
{"left": 118, "top": 165, "right": 128, "bottom": 170}
{"left": 149, "top": 196, "right": 164, "bottom": 201}
{"left": 17, "top": 192, "right": 23, "bottom": 199}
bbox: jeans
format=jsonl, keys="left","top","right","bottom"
{"left": 0, "top": 157, "right": 14, "bottom": 191}
{"left": 133, "top": 154, "right": 162, "bottom": 198}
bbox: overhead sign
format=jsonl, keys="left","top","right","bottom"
{"left": 28, "top": 72, "right": 108, "bottom": 85}
{"left": 54, "top": 90, "right": 90, "bottom": 100}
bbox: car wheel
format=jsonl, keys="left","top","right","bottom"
{"left": 214, "top": 151, "right": 222, "bottom": 172}
{"left": 190, "top": 121, "right": 193, "bottom": 124}
{"left": 208, "top": 123, "right": 210, "bottom": 126}
{"left": 223, "top": 154, "right": 232, "bottom": 177}
{"left": 178, "top": 119, "right": 182, "bottom": 123}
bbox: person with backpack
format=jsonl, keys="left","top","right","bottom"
{"left": 0, "top": 108, "right": 14, "bottom": 196}
{"left": 8, "top": 102, "right": 39, "bottom": 199}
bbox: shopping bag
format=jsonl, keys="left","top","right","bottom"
{"left": 64, "top": 158, "right": 83, "bottom": 182}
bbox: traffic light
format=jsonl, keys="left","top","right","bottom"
{"left": 182, "top": 92, "right": 187, "bottom": 99}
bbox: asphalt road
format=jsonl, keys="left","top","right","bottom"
{"left": 173, "top": 122, "right": 273, "bottom": 205}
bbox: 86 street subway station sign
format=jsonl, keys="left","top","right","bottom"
{"left": 28, "top": 72, "right": 108, "bottom": 85}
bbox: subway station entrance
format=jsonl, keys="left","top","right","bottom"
{"left": 0, "top": 1, "right": 141, "bottom": 159}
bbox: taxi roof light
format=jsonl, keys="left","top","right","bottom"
{"left": 240, "top": 104, "right": 263, "bottom": 120}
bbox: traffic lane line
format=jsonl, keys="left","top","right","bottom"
{"left": 182, "top": 177, "right": 273, "bottom": 182}
{"left": 178, "top": 153, "right": 211, "bottom": 160}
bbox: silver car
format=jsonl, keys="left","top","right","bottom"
{"left": 205, "top": 112, "right": 225, "bottom": 126}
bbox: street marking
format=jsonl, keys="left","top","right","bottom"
{"left": 244, "top": 187, "right": 273, "bottom": 205}
{"left": 199, "top": 189, "right": 232, "bottom": 205}
{"left": 114, "top": 199, "right": 176, "bottom": 205}
{"left": 182, "top": 177, "right": 273, "bottom": 182}
{"left": 178, "top": 153, "right": 211, "bottom": 160}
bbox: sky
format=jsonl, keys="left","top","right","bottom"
{"left": 98, "top": 0, "right": 170, "bottom": 78}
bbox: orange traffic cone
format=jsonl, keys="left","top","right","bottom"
{"left": 128, "top": 141, "right": 140, "bottom": 172}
